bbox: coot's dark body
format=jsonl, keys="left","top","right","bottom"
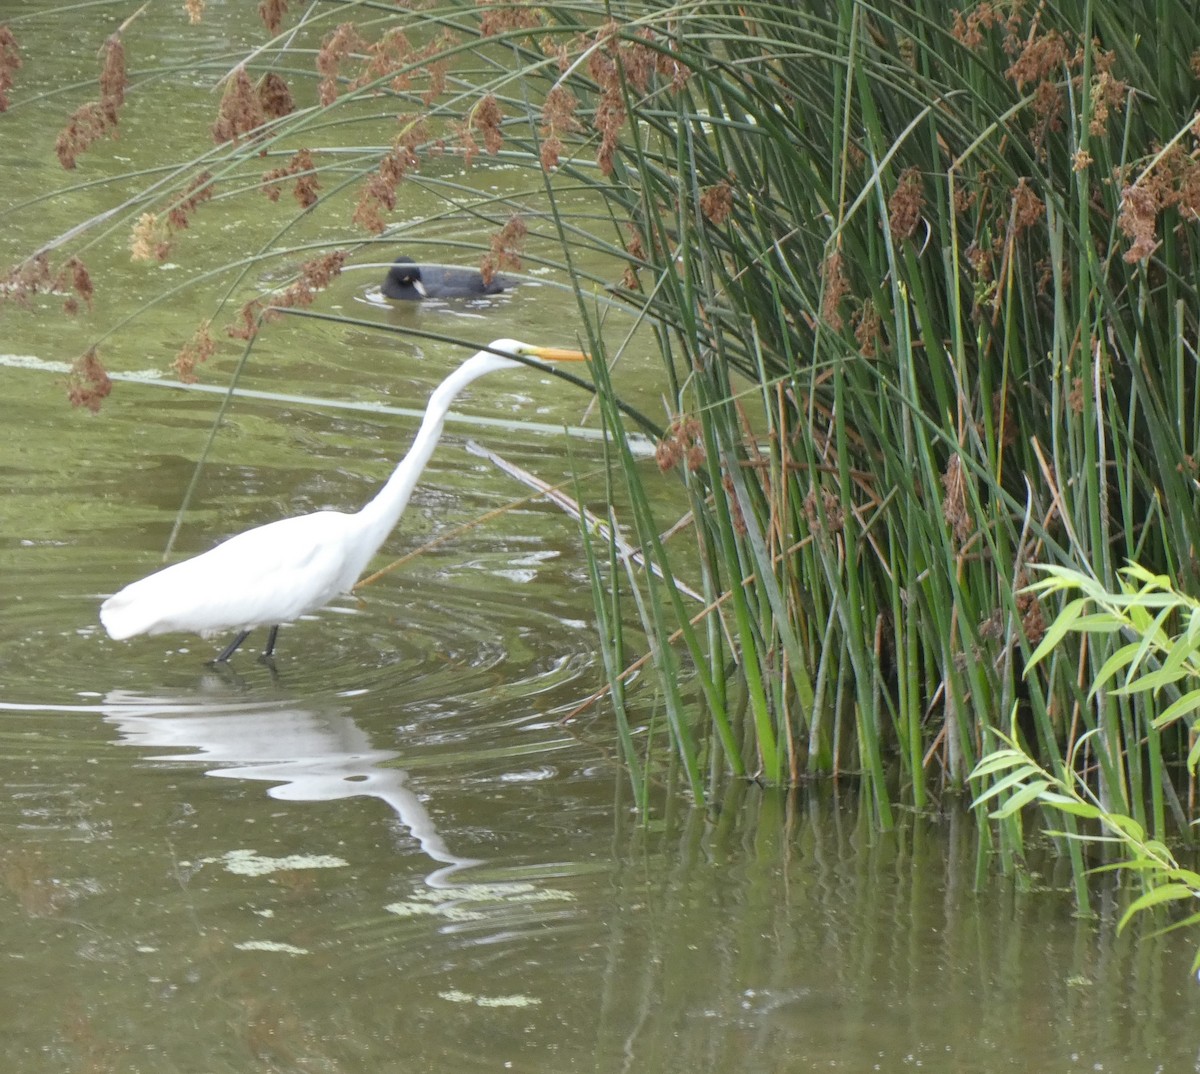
{"left": 382, "top": 256, "right": 516, "bottom": 300}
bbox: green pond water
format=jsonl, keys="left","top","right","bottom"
{"left": 1, "top": 4, "right": 1199, "bottom": 1072}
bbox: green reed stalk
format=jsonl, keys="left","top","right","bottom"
{"left": 576, "top": 458, "right": 647, "bottom": 812}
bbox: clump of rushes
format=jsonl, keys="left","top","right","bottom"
{"left": 478, "top": 0, "right": 1200, "bottom": 850}
{"left": 15, "top": 3, "right": 1200, "bottom": 882}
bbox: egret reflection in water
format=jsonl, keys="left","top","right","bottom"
{"left": 101, "top": 689, "right": 479, "bottom": 887}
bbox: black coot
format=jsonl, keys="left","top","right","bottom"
{"left": 382, "top": 256, "right": 516, "bottom": 300}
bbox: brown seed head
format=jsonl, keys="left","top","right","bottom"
{"left": 1, "top": 254, "right": 51, "bottom": 308}
{"left": 99, "top": 34, "right": 127, "bottom": 123}
{"left": 473, "top": 93, "right": 504, "bottom": 155}
{"left": 66, "top": 347, "right": 112, "bottom": 412}
{"left": 258, "top": 72, "right": 294, "bottom": 119}
{"left": 888, "top": 166, "right": 924, "bottom": 242}
{"left": 258, "top": 0, "right": 289, "bottom": 33}
{"left": 481, "top": 215, "right": 527, "bottom": 283}
{"left": 212, "top": 65, "right": 265, "bottom": 144}
{"left": 1010, "top": 177, "right": 1044, "bottom": 234}
{"left": 940, "top": 455, "right": 971, "bottom": 544}
{"left": 317, "top": 23, "right": 366, "bottom": 106}
{"left": 58, "top": 257, "right": 94, "bottom": 312}
{"left": 263, "top": 150, "right": 318, "bottom": 208}
{"left": 1005, "top": 28, "right": 1069, "bottom": 92}
{"left": 0, "top": 25, "right": 23, "bottom": 112}
{"left": 130, "top": 212, "right": 170, "bottom": 262}
{"left": 168, "top": 171, "right": 215, "bottom": 230}
{"left": 173, "top": 322, "right": 216, "bottom": 384}
{"left": 820, "top": 250, "right": 849, "bottom": 331}
{"left": 55, "top": 102, "right": 108, "bottom": 170}
{"left": 700, "top": 181, "right": 733, "bottom": 226}
{"left": 950, "top": 2, "right": 1002, "bottom": 51}
{"left": 1117, "top": 183, "right": 1160, "bottom": 263}
{"left": 273, "top": 251, "right": 347, "bottom": 311}
{"left": 478, "top": 0, "right": 545, "bottom": 37}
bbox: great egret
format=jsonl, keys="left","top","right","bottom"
{"left": 100, "top": 339, "right": 587, "bottom": 662}
{"left": 382, "top": 256, "right": 515, "bottom": 300}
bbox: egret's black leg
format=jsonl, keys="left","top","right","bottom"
{"left": 213, "top": 629, "right": 252, "bottom": 664}
{"left": 260, "top": 625, "right": 279, "bottom": 661}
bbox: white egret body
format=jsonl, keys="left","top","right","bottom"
{"left": 100, "top": 339, "right": 587, "bottom": 661}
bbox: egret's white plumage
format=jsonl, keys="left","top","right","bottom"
{"left": 100, "top": 339, "right": 587, "bottom": 661}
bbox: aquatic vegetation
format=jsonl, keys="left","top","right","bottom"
{"left": 209, "top": 849, "right": 350, "bottom": 877}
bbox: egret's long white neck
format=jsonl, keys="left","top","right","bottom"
{"left": 352, "top": 352, "right": 515, "bottom": 551}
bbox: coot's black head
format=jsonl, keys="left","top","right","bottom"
{"left": 382, "top": 256, "right": 424, "bottom": 300}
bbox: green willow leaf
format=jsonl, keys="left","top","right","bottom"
{"left": 1118, "top": 884, "right": 1199, "bottom": 931}
{"left": 971, "top": 766, "right": 1045, "bottom": 808}
{"left": 1026, "top": 598, "right": 1086, "bottom": 670}
{"left": 1188, "top": 736, "right": 1200, "bottom": 773}
{"left": 1089, "top": 642, "right": 1144, "bottom": 697}
{"left": 1111, "top": 666, "right": 1189, "bottom": 696}
{"left": 1068, "top": 613, "right": 1125, "bottom": 633}
{"left": 970, "top": 750, "right": 1040, "bottom": 780}
{"left": 1154, "top": 688, "right": 1200, "bottom": 728}
{"left": 988, "top": 779, "right": 1051, "bottom": 819}
{"left": 1036, "top": 793, "right": 1102, "bottom": 820}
